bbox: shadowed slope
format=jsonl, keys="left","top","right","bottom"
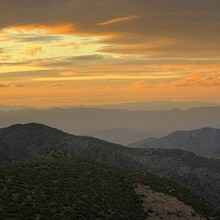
{"left": 0, "top": 156, "right": 217, "bottom": 219}
{"left": 0, "top": 123, "right": 220, "bottom": 208}
{"left": 129, "top": 127, "right": 220, "bottom": 158}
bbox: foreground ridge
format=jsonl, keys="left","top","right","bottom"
{"left": 0, "top": 123, "right": 220, "bottom": 208}
{"left": 0, "top": 156, "right": 218, "bottom": 219}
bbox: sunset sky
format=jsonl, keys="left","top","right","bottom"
{"left": 0, "top": 0, "right": 220, "bottom": 107}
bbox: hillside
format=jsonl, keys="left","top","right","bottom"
{"left": 129, "top": 127, "right": 220, "bottom": 158}
{"left": 0, "top": 106, "right": 220, "bottom": 145}
{"left": 0, "top": 155, "right": 218, "bottom": 220}
{"left": 214, "top": 150, "right": 220, "bottom": 159}
{"left": 1, "top": 123, "right": 220, "bottom": 208}
{"left": 0, "top": 123, "right": 70, "bottom": 165}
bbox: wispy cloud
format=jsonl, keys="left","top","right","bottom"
{"left": 0, "top": 54, "right": 11, "bottom": 61}
{"left": 172, "top": 73, "right": 220, "bottom": 87}
{"left": 13, "top": 35, "right": 62, "bottom": 43}
{"left": 0, "top": 83, "right": 10, "bottom": 88}
{"left": 0, "top": 83, "right": 23, "bottom": 88}
{"left": 99, "top": 15, "right": 139, "bottom": 26}
{"left": 25, "top": 45, "right": 42, "bottom": 56}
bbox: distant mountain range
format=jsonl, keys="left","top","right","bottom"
{"left": 1, "top": 123, "right": 220, "bottom": 208}
{"left": 2, "top": 101, "right": 219, "bottom": 112}
{"left": 101, "top": 101, "right": 220, "bottom": 111}
{"left": 129, "top": 127, "right": 220, "bottom": 158}
{"left": 0, "top": 105, "right": 29, "bottom": 111}
{"left": 0, "top": 106, "right": 220, "bottom": 145}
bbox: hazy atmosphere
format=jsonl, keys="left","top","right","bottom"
{"left": 1, "top": 1, "right": 220, "bottom": 219}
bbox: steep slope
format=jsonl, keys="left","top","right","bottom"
{"left": 0, "top": 156, "right": 217, "bottom": 220}
{"left": 0, "top": 123, "right": 71, "bottom": 165}
{"left": 129, "top": 127, "right": 220, "bottom": 158}
{"left": 0, "top": 123, "right": 220, "bottom": 208}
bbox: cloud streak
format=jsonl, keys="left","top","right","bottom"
{"left": 99, "top": 15, "right": 139, "bottom": 26}
{"left": 0, "top": 83, "right": 23, "bottom": 88}
{"left": 0, "top": 83, "right": 10, "bottom": 88}
{"left": 172, "top": 73, "right": 220, "bottom": 87}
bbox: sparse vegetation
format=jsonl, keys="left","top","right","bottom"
{"left": 0, "top": 156, "right": 219, "bottom": 219}
{"left": 0, "top": 123, "right": 220, "bottom": 216}
{"left": 0, "top": 157, "right": 146, "bottom": 220}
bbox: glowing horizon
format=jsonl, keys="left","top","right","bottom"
{"left": 1, "top": 0, "right": 220, "bottom": 107}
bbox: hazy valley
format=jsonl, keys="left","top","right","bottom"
{"left": 1, "top": 105, "right": 220, "bottom": 145}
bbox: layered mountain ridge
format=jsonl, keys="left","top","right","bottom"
{"left": 0, "top": 106, "right": 220, "bottom": 145}
{"left": 0, "top": 123, "right": 220, "bottom": 208}
{"left": 129, "top": 127, "right": 220, "bottom": 158}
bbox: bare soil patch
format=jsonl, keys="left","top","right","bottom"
{"left": 135, "top": 184, "right": 207, "bottom": 220}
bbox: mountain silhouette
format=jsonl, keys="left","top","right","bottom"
{"left": 129, "top": 127, "right": 220, "bottom": 158}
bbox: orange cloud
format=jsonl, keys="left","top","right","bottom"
{"left": 5, "top": 24, "right": 75, "bottom": 35}
{"left": 25, "top": 45, "right": 42, "bottom": 56}
{"left": 0, "top": 84, "right": 10, "bottom": 88}
{"left": 99, "top": 15, "right": 139, "bottom": 26}
{"left": 130, "top": 80, "right": 152, "bottom": 89}
{"left": 0, "top": 54, "right": 11, "bottom": 61}
{"left": 0, "top": 83, "right": 23, "bottom": 88}
{"left": 172, "top": 73, "right": 220, "bottom": 87}
{"left": 37, "top": 24, "right": 75, "bottom": 34}
{"left": 59, "top": 72, "right": 79, "bottom": 77}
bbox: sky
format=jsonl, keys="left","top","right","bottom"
{"left": 0, "top": 0, "right": 220, "bottom": 107}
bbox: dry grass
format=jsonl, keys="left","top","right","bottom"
{"left": 135, "top": 184, "right": 207, "bottom": 220}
